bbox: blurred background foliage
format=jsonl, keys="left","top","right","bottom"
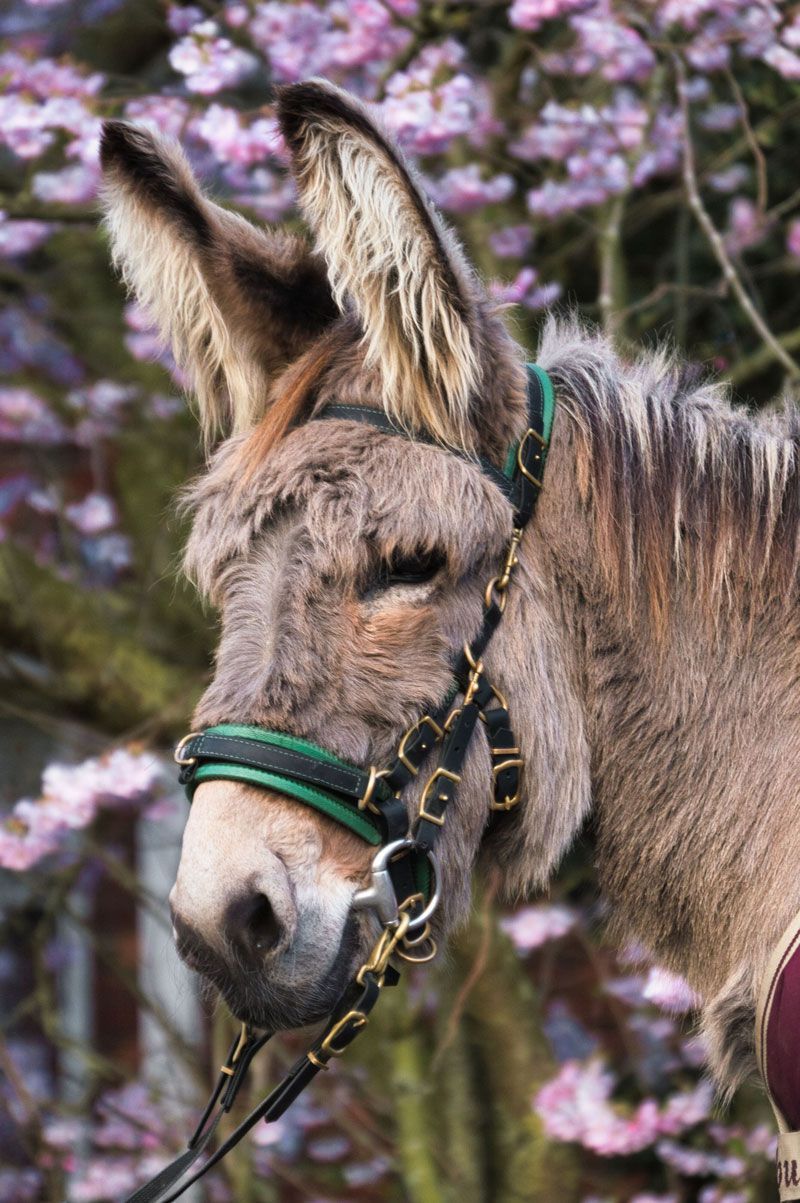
{"left": 1, "top": 0, "right": 799, "bottom": 1200}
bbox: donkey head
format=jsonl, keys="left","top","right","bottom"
{"left": 100, "top": 81, "right": 586, "bottom": 1031}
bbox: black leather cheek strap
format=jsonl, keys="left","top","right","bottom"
{"left": 315, "top": 404, "right": 515, "bottom": 500}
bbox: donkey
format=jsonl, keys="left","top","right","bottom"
{"left": 100, "top": 79, "right": 800, "bottom": 1109}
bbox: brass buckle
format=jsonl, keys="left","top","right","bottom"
{"left": 497, "top": 527, "right": 523, "bottom": 591}
{"left": 484, "top": 576, "right": 508, "bottom": 612}
{"left": 310, "top": 1009, "right": 369, "bottom": 1068}
{"left": 358, "top": 765, "right": 392, "bottom": 814}
{"left": 463, "top": 644, "right": 509, "bottom": 719}
{"left": 174, "top": 731, "right": 202, "bottom": 767}
{"left": 397, "top": 715, "right": 444, "bottom": 775}
{"left": 418, "top": 767, "right": 461, "bottom": 826}
{"left": 489, "top": 758, "right": 524, "bottom": 811}
{"left": 220, "top": 1021, "right": 250, "bottom": 1077}
{"left": 517, "top": 428, "right": 546, "bottom": 488}
{"left": 356, "top": 910, "right": 412, "bottom": 986}
{"left": 462, "top": 659, "right": 483, "bottom": 707}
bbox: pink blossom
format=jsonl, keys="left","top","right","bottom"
{"left": 65, "top": 493, "right": 118, "bottom": 535}
{"left": 744, "top": 1123, "right": 777, "bottom": 1157}
{"left": 508, "top": 0, "right": 587, "bottom": 32}
{"left": 630, "top": 1196, "right": 679, "bottom": 1203}
{"left": 490, "top": 225, "right": 534, "bottom": 259}
{"left": 229, "top": 166, "right": 295, "bottom": 222}
{"left": 87, "top": 533, "right": 133, "bottom": 572}
{"left": 698, "top": 1191, "right": 748, "bottom": 1203}
{"left": 33, "top": 163, "right": 99, "bottom": 205}
{"left": 0, "top": 1170, "right": 41, "bottom": 1202}
{"left": 535, "top": 1060, "right": 713, "bottom": 1156}
{"left": 70, "top": 1157, "right": 146, "bottom": 1203}
{"left": 0, "top": 821, "right": 60, "bottom": 871}
{"left": 788, "top": 219, "right": 800, "bottom": 260}
{"left": 94, "top": 1082, "right": 169, "bottom": 1150}
{"left": 568, "top": 15, "right": 656, "bottom": 84}
{"left": 249, "top": 1116, "right": 291, "bottom": 1148}
{"left": 149, "top": 394, "right": 185, "bottom": 420}
{"left": 698, "top": 104, "right": 740, "bottom": 132}
{"left": 249, "top": 1, "right": 331, "bottom": 82}
{"left": 194, "top": 104, "right": 283, "bottom": 166}
{"left": 605, "top": 974, "right": 647, "bottom": 1005}
{"left": 0, "top": 388, "right": 66, "bottom": 444}
{"left": 535, "top": 1059, "right": 661, "bottom": 1155}
{"left": 0, "top": 212, "right": 52, "bottom": 257}
{"left": 500, "top": 903, "right": 576, "bottom": 952}
{"left": 44, "top": 1117, "right": 85, "bottom": 1148}
{"left": 490, "top": 269, "right": 562, "bottom": 312}
{"left": 681, "top": 1032, "right": 709, "bottom": 1067}
{"left": 251, "top": 0, "right": 409, "bottom": 82}
{"left": 428, "top": 165, "right": 514, "bottom": 213}
{"left": 656, "top": 1139, "right": 746, "bottom": 1177}
{"left": 306, "top": 1134, "right": 351, "bottom": 1162}
{"left": 67, "top": 381, "right": 137, "bottom": 419}
{"left": 0, "top": 51, "right": 103, "bottom": 98}
{"left": 167, "top": 3, "right": 204, "bottom": 33}
{"left": 124, "top": 96, "right": 190, "bottom": 140}
{"left": 659, "top": 1081, "right": 714, "bottom": 1133}
{"left": 224, "top": 4, "right": 251, "bottom": 29}
{"left": 642, "top": 967, "right": 701, "bottom": 1013}
{"left": 0, "top": 95, "right": 54, "bottom": 158}
{"left": 169, "top": 21, "right": 256, "bottom": 95}
{"left": 124, "top": 302, "right": 166, "bottom": 364}
{"left": 763, "top": 43, "right": 800, "bottom": 79}
{"left": 382, "top": 42, "right": 484, "bottom": 154}
{"left": 708, "top": 165, "right": 749, "bottom": 194}
{"left": 323, "top": 0, "right": 410, "bottom": 73}
{"left": 0, "top": 748, "right": 162, "bottom": 871}
{"left": 725, "top": 196, "right": 766, "bottom": 253}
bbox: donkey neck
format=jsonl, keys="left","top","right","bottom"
{"left": 536, "top": 371, "right": 800, "bottom": 998}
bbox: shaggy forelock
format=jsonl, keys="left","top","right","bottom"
{"left": 183, "top": 418, "right": 514, "bottom": 600}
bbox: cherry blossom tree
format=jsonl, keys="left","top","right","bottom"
{"left": 2, "top": 1, "right": 799, "bottom": 1199}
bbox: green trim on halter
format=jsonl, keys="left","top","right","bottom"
{"left": 503, "top": 363, "right": 556, "bottom": 479}
{"left": 190, "top": 763, "right": 384, "bottom": 845}
{"left": 531, "top": 363, "right": 556, "bottom": 444}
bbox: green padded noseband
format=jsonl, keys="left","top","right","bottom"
{"left": 179, "top": 724, "right": 391, "bottom": 845}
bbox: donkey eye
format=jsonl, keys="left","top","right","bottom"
{"left": 381, "top": 549, "right": 445, "bottom": 587}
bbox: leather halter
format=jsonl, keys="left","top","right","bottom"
{"left": 124, "top": 364, "right": 555, "bottom": 1203}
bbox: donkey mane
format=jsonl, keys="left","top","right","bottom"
{"left": 538, "top": 316, "right": 800, "bottom": 627}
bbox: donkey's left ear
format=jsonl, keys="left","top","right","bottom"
{"left": 277, "top": 80, "right": 483, "bottom": 449}
{"left": 100, "top": 120, "right": 338, "bottom": 442}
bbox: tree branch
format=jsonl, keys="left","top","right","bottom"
{"left": 676, "top": 57, "right": 800, "bottom": 383}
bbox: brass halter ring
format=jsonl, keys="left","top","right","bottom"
{"left": 174, "top": 731, "right": 202, "bottom": 767}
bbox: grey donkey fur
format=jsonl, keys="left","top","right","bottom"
{"left": 100, "top": 78, "right": 800, "bottom": 1097}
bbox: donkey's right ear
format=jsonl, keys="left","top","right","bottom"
{"left": 100, "top": 121, "right": 337, "bottom": 441}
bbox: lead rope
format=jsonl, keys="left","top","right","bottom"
{"left": 122, "top": 367, "right": 552, "bottom": 1203}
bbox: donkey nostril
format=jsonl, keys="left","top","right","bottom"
{"left": 224, "top": 892, "right": 283, "bottom": 960}
{"left": 247, "top": 894, "right": 281, "bottom": 953}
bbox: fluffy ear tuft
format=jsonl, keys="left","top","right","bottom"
{"left": 276, "top": 81, "right": 483, "bottom": 449}
{"left": 100, "top": 120, "right": 336, "bottom": 443}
